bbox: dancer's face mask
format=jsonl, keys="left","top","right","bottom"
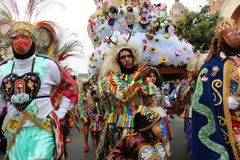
{"left": 222, "top": 27, "right": 240, "bottom": 50}
{"left": 12, "top": 35, "right": 32, "bottom": 54}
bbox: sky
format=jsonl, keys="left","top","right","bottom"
{"left": 15, "top": 0, "right": 207, "bottom": 75}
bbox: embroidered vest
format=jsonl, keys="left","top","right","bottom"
{"left": 0, "top": 56, "right": 52, "bottom": 150}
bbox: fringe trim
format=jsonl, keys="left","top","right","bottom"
{"left": 6, "top": 110, "right": 52, "bottom": 151}
{"left": 223, "top": 59, "right": 239, "bottom": 160}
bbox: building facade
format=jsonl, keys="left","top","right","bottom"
{"left": 208, "top": 0, "right": 240, "bottom": 30}
{"left": 169, "top": 0, "right": 185, "bottom": 23}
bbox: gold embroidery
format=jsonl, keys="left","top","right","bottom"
{"left": 212, "top": 93, "right": 217, "bottom": 102}
{"left": 7, "top": 118, "right": 20, "bottom": 131}
{"left": 69, "top": 84, "right": 78, "bottom": 95}
{"left": 6, "top": 81, "right": 11, "bottom": 92}
{"left": 220, "top": 128, "right": 230, "bottom": 144}
{"left": 27, "top": 80, "right": 34, "bottom": 90}
{"left": 54, "top": 93, "right": 63, "bottom": 107}
{"left": 211, "top": 79, "right": 222, "bottom": 106}
{"left": 210, "top": 66, "right": 219, "bottom": 77}
{"left": 217, "top": 116, "right": 226, "bottom": 126}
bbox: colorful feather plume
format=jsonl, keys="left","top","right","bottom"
{"left": 56, "top": 40, "right": 82, "bottom": 61}
{"left": 35, "top": 20, "right": 59, "bottom": 56}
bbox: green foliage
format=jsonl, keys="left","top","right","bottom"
{"left": 175, "top": 5, "right": 221, "bottom": 51}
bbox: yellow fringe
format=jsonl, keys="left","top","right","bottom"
{"left": 6, "top": 110, "right": 52, "bottom": 151}
{"left": 223, "top": 59, "right": 239, "bottom": 160}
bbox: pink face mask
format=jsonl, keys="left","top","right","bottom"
{"left": 12, "top": 35, "right": 32, "bottom": 54}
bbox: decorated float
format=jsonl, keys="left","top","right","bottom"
{"left": 87, "top": 0, "right": 201, "bottom": 80}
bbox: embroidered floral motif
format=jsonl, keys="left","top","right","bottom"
{"left": 230, "top": 80, "right": 239, "bottom": 95}
{"left": 138, "top": 143, "right": 166, "bottom": 160}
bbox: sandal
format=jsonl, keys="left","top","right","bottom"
{"left": 83, "top": 145, "right": 89, "bottom": 152}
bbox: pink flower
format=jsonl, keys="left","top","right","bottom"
{"left": 97, "top": 50, "right": 101, "bottom": 54}
{"left": 142, "top": 38, "right": 147, "bottom": 43}
{"left": 181, "top": 61, "right": 185, "bottom": 64}
{"left": 186, "top": 57, "right": 191, "bottom": 60}
{"left": 92, "top": 52, "right": 94, "bottom": 56}
{"left": 110, "top": 26, "right": 114, "bottom": 30}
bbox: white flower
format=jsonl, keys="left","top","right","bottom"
{"left": 113, "top": 31, "right": 120, "bottom": 37}
{"left": 160, "top": 23, "right": 165, "bottom": 27}
{"left": 164, "top": 21, "right": 168, "bottom": 25}
{"left": 152, "top": 18, "right": 157, "bottom": 22}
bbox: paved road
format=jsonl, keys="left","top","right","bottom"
{"left": 0, "top": 116, "right": 187, "bottom": 160}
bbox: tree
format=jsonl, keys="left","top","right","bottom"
{"left": 175, "top": 5, "right": 221, "bottom": 52}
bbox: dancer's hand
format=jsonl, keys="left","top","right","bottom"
{"left": 137, "top": 62, "right": 150, "bottom": 81}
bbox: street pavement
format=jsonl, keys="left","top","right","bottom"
{"left": 0, "top": 115, "right": 187, "bottom": 160}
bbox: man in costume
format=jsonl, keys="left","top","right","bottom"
{"left": 191, "top": 18, "right": 240, "bottom": 160}
{"left": 98, "top": 31, "right": 157, "bottom": 142}
{"left": 0, "top": 1, "right": 79, "bottom": 159}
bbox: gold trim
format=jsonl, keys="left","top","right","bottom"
{"left": 6, "top": 110, "right": 52, "bottom": 151}
{"left": 211, "top": 79, "right": 223, "bottom": 106}
{"left": 223, "top": 59, "right": 239, "bottom": 160}
{"left": 138, "top": 115, "right": 161, "bottom": 132}
{"left": 231, "top": 116, "right": 240, "bottom": 121}
{"left": 220, "top": 128, "right": 230, "bottom": 144}
{"left": 212, "top": 93, "right": 217, "bottom": 102}
{"left": 217, "top": 116, "right": 226, "bottom": 126}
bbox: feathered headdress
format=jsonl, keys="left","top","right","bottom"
{"left": 0, "top": 0, "right": 82, "bottom": 62}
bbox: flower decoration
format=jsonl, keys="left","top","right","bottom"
{"left": 161, "top": 56, "right": 168, "bottom": 62}
{"left": 155, "top": 38, "right": 159, "bottom": 41}
{"left": 93, "top": 57, "right": 97, "bottom": 61}
{"left": 145, "top": 56, "right": 152, "bottom": 63}
{"left": 113, "top": 31, "right": 120, "bottom": 37}
{"left": 110, "top": 26, "right": 114, "bottom": 30}
{"left": 103, "top": 51, "right": 109, "bottom": 56}
{"left": 142, "top": 38, "right": 147, "bottom": 43}
{"left": 150, "top": 35, "right": 154, "bottom": 40}
{"left": 120, "top": 5, "right": 123, "bottom": 8}
{"left": 178, "top": 35, "right": 183, "bottom": 40}
{"left": 120, "top": 9, "right": 124, "bottom": 15}
{"left": 119, "top": 21, "right": 125, "bottom": 26}
{"left": 89, "top": 57, "right": 93, "bottom": 61}
{"left": 143, "top": 45, "right": 147, "bottom": 51}
{"left": 182, "top": 45, "right": 187, "bottom": 51}
{"left": 175, "top": 50, "right": 182, "bottom": 56}
{"left": 181, "top": 61, "right": 185, "bottom": 64}
{"left": 97, "top": 50, "right": 101, "bottom": 54}
{"left": 164, "top": 34, "right": 170, "bottom": 39}
{"left": 186, "top": 57, "right": 191, "bottom": 61}
{"left": 149, "top": 47, "right": 156, "bottom": 53}
{"left": 137, "top": 18, "right": 141, "bottom": 23}
{"left": 92, "top": 52, "right": 94, "bottom": 56}
{"left": 174, "top": 32, "right": 177, "bottom": 36}
{"left": 184, "top": 39, "right": 189, "bottom": 42}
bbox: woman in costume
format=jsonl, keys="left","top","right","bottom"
{"left": 147, "top": 67, "right": 173, "bottom": 141}
{"left": 87, "top": 88, "right": 103, "bottom": 149}
{"left": 78, "top": 80, "right": 91, "bottom": 152}
{"left": 0, "top": 1, "right": 79, "bottom": 159}
{"left": 191, "top": 18, "right": 240, "bottom": 160}
{"left": 106, "top": 106, "right": 171, "bottom": 160}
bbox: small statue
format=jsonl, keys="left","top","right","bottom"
{"left": 125, "top": 6, "right": 135, "bottom": 29}
{"left": 139, "top": 8, "right": 149, "bottom": 29}
{"left": 108, "top": 6, "right": 118, "bottom": 26}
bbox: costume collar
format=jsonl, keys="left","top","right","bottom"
{"left": 14, "top": 54, "right": 36, "bottom": 68}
